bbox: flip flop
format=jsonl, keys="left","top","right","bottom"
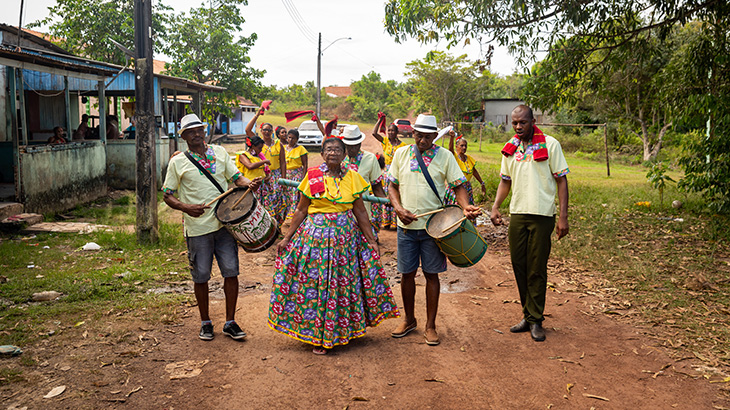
{"left": 391, "top": 320, "right": 417, "bottom": 338}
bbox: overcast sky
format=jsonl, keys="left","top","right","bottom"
{"left": 5, "top": 0, "right": 527, "bottom": 87}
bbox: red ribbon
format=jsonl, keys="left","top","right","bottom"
{"left": 285, "top": 110, "right": 315, "bottom": 123}
{"left": 259, "top": 100, "right": 272, "bottom": 115}
{"left": 324, "top": 116, "right": 338, "bottom": 136}
{"left": 377, "top": 111, "right": 386, "bottom": 133}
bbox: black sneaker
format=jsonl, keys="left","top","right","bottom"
{"left": 222, "top": 322, "right": 246, "bottom": 340}
{"left": 199, "top": 323, "right": 214, "bottom": 341}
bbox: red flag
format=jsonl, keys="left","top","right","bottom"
{"left": 258, "top": 100, "right": 273, "bottom": 115}
{"left": 377, "top": 111, "right": 387, "bottom": 133}
{"left": 285, "top": 110, "right": 315, "bottom": 123}
{"left": 324, "top": 116, "right": 338, "bottom": 136}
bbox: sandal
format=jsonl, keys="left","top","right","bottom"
{"left": 391, "top": 320, "right": 417, "bottom": 338}
{"left": 424, "top": 328, "right": 440, "bottom": 346}
{"left": 312, "top": 347, "right": 327, "bottom": 355}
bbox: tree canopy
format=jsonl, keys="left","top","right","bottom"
{"left": 162, "top": 0, "right": 264, "bottom": 115}
{"left": 31, "top": 0, "right": 172, "bottom": 66}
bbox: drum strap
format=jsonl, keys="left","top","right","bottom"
{"left": 414, "top": 147, "right": 443, "bottom": 206}
{"left": 184, "top": 151, "right": 225, "bottom": 193}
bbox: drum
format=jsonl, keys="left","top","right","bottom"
{"left": 215, "top": 187, "right": 280, "bottom": 253}
{"left": 425, "top": 205, "right": 488, "bottom": 267}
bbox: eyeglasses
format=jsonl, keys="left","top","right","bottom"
{"left": 324, "top": 147, "right": 344, "bottom": 154}
{"left": 262, "top": 128, "right": 273, "bottom": 132}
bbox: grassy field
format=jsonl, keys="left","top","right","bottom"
{"left": 0, "top": 196, "right": 190, "bottom": 350}
{"left": 1, "top": 139, "right": 728, "bottom": 370}
{"left": 465, "top": 138, "right": 730, "bottom": 367}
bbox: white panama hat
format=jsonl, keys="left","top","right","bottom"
{"left": 178, "top": 113, "right": 205, "bottom": 135}
{"left": 341, "top": 124, "right": 365, "bottom": 145}
{"left": 412, "top": 114, "right": 439, "bottom": 133}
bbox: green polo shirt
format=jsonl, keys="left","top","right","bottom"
{"left": 499, "top": 135, "right": 570, "bottom": 217}
{"left": 344, "top": 150, "right": 383, "bottom": 218}
{"left": 162, "top": 144, "right": 241, "bottom": 237}
{"left": 388, "top": 145, "right": 465, "bottom": 230}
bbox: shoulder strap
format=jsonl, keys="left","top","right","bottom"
{"left": 184, "top": 151, "right": 224, "bottom": 193}
{"left": 414, "top": 147, "right": 443, "bottom": 206}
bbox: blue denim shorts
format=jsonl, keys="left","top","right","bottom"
{"left": 397, "top": 227, "right": 447, "bottom": 274}
{"left": 186, "top": 228, "right": 240, "bottom": 283}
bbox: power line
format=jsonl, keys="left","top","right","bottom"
{"left": 283, "top": 0, "right": 317, "bottom": 41}
{"left": 280, "top": 0, "right": 316, "bottom": 44}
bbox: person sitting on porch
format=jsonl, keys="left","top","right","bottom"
{"left": 73, "top": 114, "right": 90, "bottom": 140}
{"left": 106, "top": 115, "right": 122, "bottom": 139}
{"left": 47, "top": 126, "right": 67, "bottom": 144}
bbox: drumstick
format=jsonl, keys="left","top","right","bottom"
{"left": 205, "top": 188, "right": 234, "bottom": 207}
{"left": 443, "top": 216, "right": 467, "bottom": 232}
{"left": 232, "top": 187, "right": 252, "bottom": 209}
{"left": 414, "top": 208, "right": 445, "bottom": 219}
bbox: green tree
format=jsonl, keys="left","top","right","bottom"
{"left": 162, "top": 0, "right": 264, "bottom": 123}
{"left": 522, "top": 20, "right": 680, "bottom": 161}
{"left": 347, "top": 71, "right": 412, "bottom": 122}
{"left": 32, "top": 0, "right": 172, "bottom": 65}
{"left": 405, "top": 51, "right": 483, "bottom": 122}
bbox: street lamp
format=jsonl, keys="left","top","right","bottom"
{"left": 316, "top": 33, "right": 352, "bottom": 118}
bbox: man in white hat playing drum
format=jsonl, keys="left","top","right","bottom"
{"left": 388, "top": 114, "right": 481, "bottom": 345}
{"left": 341, "top": 124, "right": 387, "bottom": 240}
{"left": 162, "top": 113, "right": 261, "bottom": 341}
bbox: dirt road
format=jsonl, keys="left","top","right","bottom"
{"left": 3, "top": 136, "right": 728, "bottom": 409}
{"left": 5, "top": 228, "right": 727, "bottom": 409}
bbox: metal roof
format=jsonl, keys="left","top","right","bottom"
{"left": 0, "top": 44, "right": 119, "bottom": 77}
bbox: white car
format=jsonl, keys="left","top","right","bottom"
{"left": 296, "top": 120, "right": 350, "bottom": 150}
{"left": 297, "top": 120, "right": 324, "bottom": 150}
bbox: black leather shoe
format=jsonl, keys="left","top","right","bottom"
{"left": 529, "top": 322, "right": 546, "bottom": 342}
{"left": 509, "top": 319, "right": 529, "bottom": 333}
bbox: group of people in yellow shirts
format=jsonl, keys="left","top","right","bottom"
{"left": 234, "top": 111, "right": 486, "bottom": 234}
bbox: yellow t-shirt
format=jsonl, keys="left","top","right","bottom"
{"left": 285, "top": 145, "right": 308, "bottom": 170}
{"left": 456, "top": 154, "right": 476, "bottom": 182}
{"left": 298, "top": 168, "right": 370, "bottom": 214}
{"left": 382, "top": 139, "right": 408, "bottom": 166}
{"left": 499, "top": 135, "right": 570, "bottom": 217}
{"left": 161, "top": 144, "right": 241, "bottom": 237}
{"left": 236, "top": 151, "right": 267, "bottom": 181}
{"left": 264, "top": 139, "right": 283, "bottom": 171}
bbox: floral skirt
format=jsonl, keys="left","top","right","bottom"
{"left": 259, "top": 168, "right": 287, "bottom": 225}
{"left": 380, "top": 165, "right": 397, "bottom": 229}
{"left": 286, "top": 167, "right": 305, "bottom": 220}
{"left": 268, "top": 211, "right": 400, "bottom": 349}
{"left": 444, "top": 180, "right": 474, "bottom": 206}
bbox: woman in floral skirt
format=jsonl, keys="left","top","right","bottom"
{"left": 284, "top": 129, "right": 308, "bottom": 220}
{"left": 444, "top": 129, "right": 487, "bottom": 207}
{"left": 245, "top": 106, "right": 287, "bottom": 225}
{"left": 269, "top": 137, "right": 400, "bottom": 355}
{"left": 372, "top": 116, "right": 408, "bottom": 230}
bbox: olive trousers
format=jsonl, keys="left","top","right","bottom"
{"left": 508, "top": 214, "right": 555, "bottom": 324}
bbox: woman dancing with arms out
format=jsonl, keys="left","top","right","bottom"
{"left": 444, "top": 129, "right": 487, "bottom": 207}
{"left": 269, "top": 137, "right": 400, "bottom": 355}
{"left": 245, "top": 104, "right": 288, "bottom": 225}
{"left": 372, "top": 114, "right": 408, "bottom": 230}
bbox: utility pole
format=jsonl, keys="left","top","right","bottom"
{"left": 316, "top": 32, "right": 321, "bottom": 119}
{"left": 134, "top": 0, "right": 158, "bottom": 244}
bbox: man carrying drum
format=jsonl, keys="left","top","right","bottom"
{"left": 388, "top": 114, "right": 481, "bottom": 346}
{"left": 490, "top": 105, "right": 570, "bottom": 342}
{"left": 162, "top": 113, "right": 261, "bottom": 341}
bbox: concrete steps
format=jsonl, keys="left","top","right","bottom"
{"left": 0, "top": 202, "right": 23, "bottom": 221}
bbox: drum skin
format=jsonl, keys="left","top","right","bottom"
{"left": 425, "top": 205, "right": 488, "bottom": 267}
{"left": 215, "top": 187, "right": 280, "bottom": 253}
